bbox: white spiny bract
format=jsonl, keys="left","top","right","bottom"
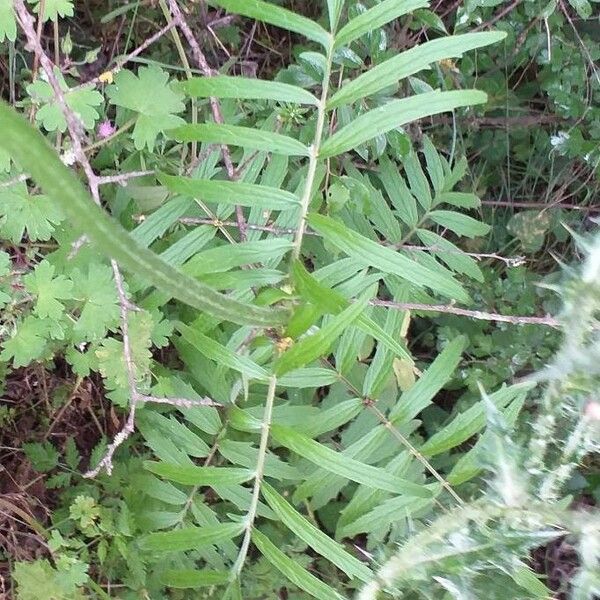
{"left": 358, "top": 235, "right": 600, "bottom": 599}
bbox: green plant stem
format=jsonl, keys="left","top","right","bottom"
{"left": 231, "top": 375, "right": 278, "bottom": 579}
{"left": 158, "top": 0, "right": 198, "bottom": 162}
{"left": 292, "top": 38, "right": 334, "bottom": 261}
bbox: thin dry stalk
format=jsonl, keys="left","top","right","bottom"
{"left": 166, "top": 0, "right": 248, "bottom": 240}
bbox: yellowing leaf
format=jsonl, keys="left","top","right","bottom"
{"left": 393, "top": 357, "right": 416, "bottom": 392}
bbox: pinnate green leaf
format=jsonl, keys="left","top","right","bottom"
{"left": 378, "top": 154, "right": 419, "bottom": 227}
{"left": 420, "top": 383, "right": 533, "bottom": 457}
{"left": 177, "top": 323, "right": 269, "bottom": 380}
{"left": 278, "top": 367, "right": 340, "bottom": 388}
{"left": 327, "top": 0, "right": 344, "bottom": 30}
{"left": 139, "top": 522, "right": 244, "bottom": 552}
{"left": 274, "top": 289, "right": 372, "bottom": 375}
{"left": 291, "top": 260, "right": 412, "bottom": 361}
{"left": 334, "top": 0, "right": 427, "bottom": 48}
{"left": 429, "top": 210, "right": 491, "bottom": 238}
{"left": 161, "top": 570, "right": 230, "bottom": 588}
{"left": 271, "top": 424, "right": 430, "bottom": 497}
{"left": 417, "top": 229, "right": 484, "bottom": 282}
{"left": 403, "top": 151, "right": 432, "bottom": 209}
{"left": 176, "top": 76, "right": 318, "bottom": 105}
{"left": 252, "top": 530, "right": 345, "bottom": 600}
{"left": 262, "top": 483, "right": 372, "bottom": 582}
{"left": 389, "top": 336, "right": 467, "bottom": 424}
{"left": 144, "top": 461, "right": 254, "bottom": 486}
{"left": 130, "top": 197, "right": 192, "bottom": 247}
{"left": 308, "top": 214, "right": 469, "bottom": 302}
{"left": 436, "top": 191, "right": 481, "bottom": 209}
{"left": 338, "top": 492, "right": 436, "bottom": 538}
{"left": 169, "top": 123, "right": 309, "bottom": 156}
{"left": 183, "top": 239, "right": 293, "bottom": 275}
{"left": 328, "top": 32, "right": 506, "bottom": 108}
{"left": 158, "top": 175, "right": 300, "bottom": 210}
{"left": 208, "top": 0, "right": 331, "bottom": 48}
{"left": 321, "top": 90, "right": 488, "bottom": 158}
{"left": 422, "top": 136, "right": 445, "bottom": 193}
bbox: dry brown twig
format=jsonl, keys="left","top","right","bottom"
{"left": 370, "top": 299, "right": 560, "bottom": 328}
{"left": 180, "top": 217, "right": 553, "bottom": 327}
{"left": 73, "top": 19, "right": 182, "bottom": 90}
{"left": 84, "top": 266, "right": 220, "bottom": 478}
{"left": 12, "top": 0, "right": 220, "bottom": 478}
{"left": 178, "top": 217, "right": 527, "bottom": 267}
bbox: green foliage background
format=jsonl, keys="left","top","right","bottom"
{"left": 0, "top": 0, "right": 598, "bottom": 598}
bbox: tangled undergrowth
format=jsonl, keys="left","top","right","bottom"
{"left": 0, "top": 0, "right": 598, "bottom": 598}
